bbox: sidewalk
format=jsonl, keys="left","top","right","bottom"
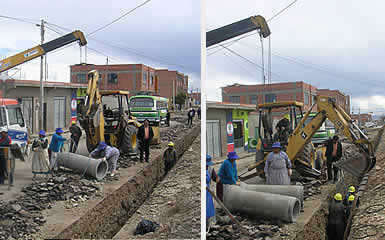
{"left": 212, "top": 151, "right": 255, "bottom": 165}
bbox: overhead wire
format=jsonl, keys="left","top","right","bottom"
{"left": 0, "top": 14, "right": 40, "bottom": 25}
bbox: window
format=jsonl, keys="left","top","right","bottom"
{"left": 108, "top": 73, "right": 118, "bottom": 84}
{"left": 0, "top": 108, "right": 6, "bottom": 127}
{"left": 130, "top": 98, "right": 154, "bottom": 107}
{"left": 265, "top": 94, "right": 276, "bottom": 103}
{"left": 7, "top": 107, "right": 25, "bottom": 127}
{"left": 304, "top": 92, "right": 309, "bottom": 105}
{"left": 156, "top": 101, "right": 168, "bottom": 109}
{"left": 229, "top": 96, "right": 240, "bottom": 103}
{"left": 150, "top": 75, "right": 154, "bottom": 85}
{"left": 76, "top": 74, "right": 87, "bottom": 83}
{"left": 250, "top": 95, "right": 258, "bottom": 105}
{"left": 143, "top": 73, "right": 147, "bottom": 85}
{"left": 313, "top": 95, "right": 317, "bottom": 104}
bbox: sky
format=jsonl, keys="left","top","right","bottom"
{"left": 206, "top": 0, "right": 385, "bottom": 114}
{"left": 0, "top": 0, "right": 201, "bottom": 90}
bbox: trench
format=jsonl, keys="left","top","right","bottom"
{"left": 294, "top": 126, "right": 384, "bottom": 240}
{"left": 52, "top": 124, "right": 200, "bottom": 239}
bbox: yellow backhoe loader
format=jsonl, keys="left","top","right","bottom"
{"left": 239, "top": 96, "right": 376, "bottom": 180}
{"left": 78, "top": 70, "right": 141, "bottom": 158}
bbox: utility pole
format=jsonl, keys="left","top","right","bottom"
{"left": 39, "top": 19, "right": 45, "bottom": 130}
{"left": 358, "top": 107, "right": 361, "bottom": 127}
{"left": 173, "top": 79, "right": 175, "bottom": 110}
{"left": 105, "top": 57, "right": 109, "bottom": 89}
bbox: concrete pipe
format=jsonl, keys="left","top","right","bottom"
{"left": 224, "top": 185, "right": 301, "bottom": 223}
{"left": 56, "top": 152, "right": 108, "bottom": 180}
{"left": 240, "top": 182, "right": 304, "bottom": 208}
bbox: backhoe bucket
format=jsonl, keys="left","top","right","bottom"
{"left": 334, "top": 152, "right": 375, "bottom": 178}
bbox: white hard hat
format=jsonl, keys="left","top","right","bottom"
{"left": 0, "top": 127, "right": 8, "bottom": 133}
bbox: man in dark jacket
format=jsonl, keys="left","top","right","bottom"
{"left": 137, "top": 119, "right": 154, "bottom": 162}
{"left": 0, "top": 128, "right": 11, "bottom": 184}
{"left": 163, "top": 142, "right": 177, "bottom": 175}
{"left": 197, "top": 108, "right": 201, "bottom": 120}
{"left": 166, "top": 111, "right": 170, "bottom": 127}
{"left": 326, "top": 135, "right": 342, "bottom": 183}
{"left": 187, "top": 109, "right": 194, "bottom": 126}
{"left": 328, "top": 193, "right": 345, "bottom": 240}
{"left": 69, "top": 121, "right": 82, "bottom": 153}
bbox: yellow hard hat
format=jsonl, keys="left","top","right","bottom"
{"left": 348, "top": 195, "right": 355, "bottom": 202}
{"left": 72, "top": 120, "right": 76, "bottom": 124}
{"left": 349, "top": 186, "right": 355, "bottom": 193}
{"left": 284, "top": 114, "right": 290, "bottom": 120}
{"left": 168, "top": 142, "right": 174, "bottom": 147}
{"left": 334, "top": 193, "right": 342, "bottom": 201}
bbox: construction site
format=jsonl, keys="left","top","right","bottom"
{"left": 205, "top": 1, "right": 385, "bottom": 240}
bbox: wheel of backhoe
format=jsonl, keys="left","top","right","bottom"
{"left": 295, "top": 143, "right": 321, "bottom": 178}
{"left": 297, "top": 143, "right": 313, "bottom": 165}
{"left": 120, "top": 125, "right": 138, "bottom": 155}
{"left": 86, "top": 137, "right": 96, "bottom": 153}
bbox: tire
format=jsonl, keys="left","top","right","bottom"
{"left": 295, "top": 143, "right": 321, "bottom": 178}
{"left": 120, "top": 125, "right": 138, "bottom": 155}
{"left": 297, "top": 142, "right": 313, "bottom": 165}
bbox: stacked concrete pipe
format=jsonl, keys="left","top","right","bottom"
{"left": 56, "top": 152, "right": 108, "bottom": 180}
{"left": 240, "top": 182, "right": 304, "bottom": 208}
{"left": 224, "top": 184, "right": 301, "bottom": 223}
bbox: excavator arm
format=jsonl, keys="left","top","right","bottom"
{"left": 0, "top": 30, "right": 87, "bottom": 73}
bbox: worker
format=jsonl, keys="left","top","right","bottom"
{"left": 344, "top": 186, "right": 358, "bottom": 206}
{"left": 345, "top": 195, "right": 355, "bottom": 223}
{"left": 206, "top": 156, "right": 217, "bottom": 230}
{"left": 31, "top": 130, "right": 50, "bottom": 178}
{"left": 326, "top": 135, "right": 342, "bottom": 183}
{"left": 166, "top": 111, "right": 171, "bottom": 127}
{"left": 197, "top": 108, "right": 201, "bottom": 120}
{"left": 264, "top": 142, "right": 292, "bottom": 185}
{"left": 137, "top": 119, "right": 153, "bottom": 163}
{"left": 69, "top": 121, "right": 82, "bottom": 153}
{"left": 49, "top": 128, "right": 67, "bottom": 172}
{"left": 0, "top": 128, "right": 11, "bottom": 184}
{"left": 327, "top": 193, "right": 345, "bottom": 240}
{"left": 187, "top": 109, "right": 194, "bottom": 126}
{"left": 217, "top": 151, "right": 240, "bottom": 201}
{"left": 276, "top": 114, "right": 290, "bottom": 132}
{"left": 90, "top": 142, "right": 120, "bottom": 176}
{"left": 163, "top": 142, "right": 177, "bottom": 175}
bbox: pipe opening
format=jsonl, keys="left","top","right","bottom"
{"left": 291, "top": 199, "right": 301, "bottom": 222}
{"left": 95, "top": 160, "right": 108, "bottom": 180}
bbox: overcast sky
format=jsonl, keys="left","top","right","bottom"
{"left": 0, "top": 0, "right": 201, "bottom": 90}
{"left": 206, "top": 0, "right": 385, "bottom": 114}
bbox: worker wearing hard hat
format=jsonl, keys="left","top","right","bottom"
{"left": 345, "top": 195, "right": 355, "bottom": 223}
{"left": 327, "top": 193, "right": 345, "bottom": 240}
{"left": 163, "top": 142, "right": 177, "bottom": 175}
{"left": 0, "top": 127, "right": 11, "bottom": 184}
{"left": 344, "top": 186, "right": 359, "bottom": 207}
{"left": 69, "top": 120, "right": 82, "bottom": 153}
{"left": 275, "top": 114, "right": 291, "bottom": 143}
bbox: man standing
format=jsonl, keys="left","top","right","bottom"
{"left": 90, "top": 142, "right": 120, "bottom": 176}
{"left": 49, "top": 128, "right": 67, "bottom": 172}
{"left": 69, "top": 121, "right": 82, "bottom": 153}
{"left": 197, "top": 108, "right": 201, "bottom": 120}
{"left": 163, "top": 142, "right": 177, "bottom": 175}
{"left": 0, "top": 128, "right": 11, "bottom": 184}
{"left": 187, "top": 109, "right": 193, "bottom": 126}
{"left": 217, "top": 151, "right": 241, "bottom": 201}
{"left": 137, "top": 119, "right": 153, "bottom": 162}
{"left": 166, "top": 111, "right": 171, "bottom": 127}
{"left": 326, "top": 136, "right": 342, "bottom": 183}
{"left": 327, "top": 193, "right": 345, "bottom": 240}
{"left": 264, "top": 142, "right": 292, "bottom": 185}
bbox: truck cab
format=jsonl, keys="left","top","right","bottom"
{"left": 0, "top": 99, "right": 28, "bottom": 150}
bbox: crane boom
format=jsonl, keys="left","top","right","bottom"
{"left": 206, "top": 15, "right": 270, "bottom": 47}
{"left": 0, "top": 30, "right": 87, "bottom": 73}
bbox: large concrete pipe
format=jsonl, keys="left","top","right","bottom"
{"left": 240, "top": 182, "right": 304, "bottom": 208}
{"left": 56, "top": 152, "right": 108, "bottom": 180}
{"left": 224, "top": 185, "right": 301, "bottom": 223}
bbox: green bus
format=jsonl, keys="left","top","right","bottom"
{"left": 129, "top": 95, "right": 169, "bottom": 124}
{"left": 297, "top": 112, "right": 336, "bottom": 145}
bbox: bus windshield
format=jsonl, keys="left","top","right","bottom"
{"left": 130, "top": 98, "right": 154, "bottom": 107}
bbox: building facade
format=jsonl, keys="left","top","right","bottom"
{"left": 0, "top": 79, "right": 86, "bottom": 134}
{"left": 189, "top": 91, "right": 201, "bottom": 106}
{"left": 351, "top": 113, "right": 372, "bottom": 126}
{"left": 317, "top": 89, "right": 350, "bottom": 114}
{"left": 206, "top": 101, "right": 255, "bottom": 158}
{"left": 222, "top": 81, "right": 318, "bottom": 117}
{"left": 155, "top": 69, "right": 188, "bottom": 105}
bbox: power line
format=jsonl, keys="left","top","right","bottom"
{"left": 267, "top": 0, "right": 298, "bottom": 22}
{"left": 0, "top": 15, "right": 39, "bottom": 25}
{"left": 88, "top": 0, "right": 152, "bottom": 36}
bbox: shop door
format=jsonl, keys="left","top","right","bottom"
{"left": 207, "top": 120, "right": 221, "bottom": 158}
{"left": 54, "top": 97, "right": 66, "bottom": 129}
{"left": 233, "top": 120, "right": 244, "bottom": 152}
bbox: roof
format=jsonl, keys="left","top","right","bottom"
{"left": 129, "top": 95, "right": 168, "bottom": 101}
{"left": 0, "top": 98, "right": 18, "bottom": 105}
{"left": 258, "top": 101, "right": 304, "bottom": 109}
{"left": 4, "top": 79, "right": 87, "bottom": 89}
{"left": 207, "top": 101, "right": 256, "bottom": 111}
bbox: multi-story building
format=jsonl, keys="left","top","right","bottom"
{"left": 222, "top": 81, "right": 318, "bottom": 117}
{"left": 155, "top": 69, "right": 188, "bottom": 104}
{"left": 317, "top": 89, "right": 350, "bottom": 114}
{"left": 70, "top": 63, "right": 157, "bottom": 96}
{"left": 70, "top": 64, "right": 189, "bottom": 105}
{"left": 351, "top": 113, "right": 372, "bottom": 126}
{"left": 189, "top": 91, "right": 201, "bottom": 106}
